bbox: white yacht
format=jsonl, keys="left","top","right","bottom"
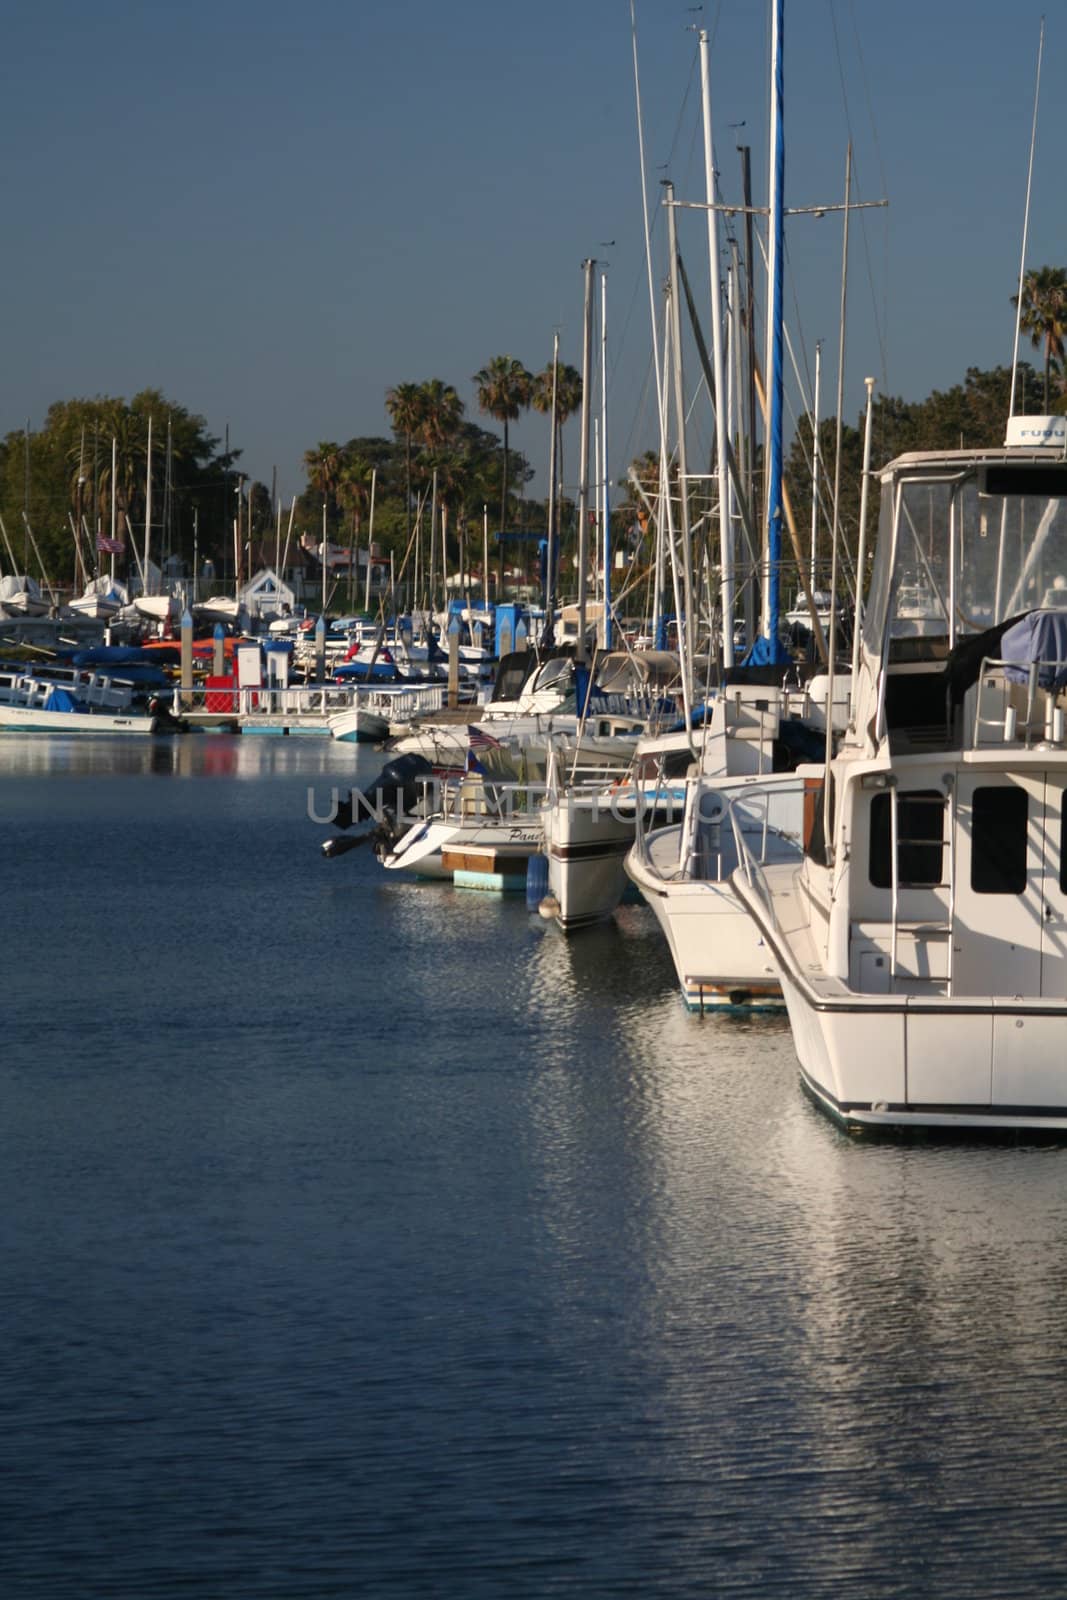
{"left": 623, "top": 683, "right": 823, "bottom": 1008}
{"left": 732, "top": 421, "right": 1067, "bottom": 1132}
{"left": 543, "top": 672, "right": 846, "bottom": 944}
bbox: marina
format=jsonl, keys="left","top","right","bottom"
{"left": 4, "top": 0, "right": 1067, "bottom": 1592}
{"left": 7, "top": 733, "right": 1067, "bottom": 1599}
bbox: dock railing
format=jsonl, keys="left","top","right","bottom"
{"left": 179, "top": 681, "right": 446, "bottom": 722}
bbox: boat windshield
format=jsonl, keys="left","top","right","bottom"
{"left": 863, "top": 464, "right": 1067, "bottom": 655}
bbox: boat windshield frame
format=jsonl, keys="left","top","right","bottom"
{"left": 863, "top": 460, "right": 1067, "bottom": 668}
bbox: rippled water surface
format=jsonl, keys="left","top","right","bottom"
{"left": 3, "top": 734, "right": 1067, "bottom": 1597}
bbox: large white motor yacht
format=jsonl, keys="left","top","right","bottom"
{"left": 732, "top": 421, "right": 1067, "bottom": 1132}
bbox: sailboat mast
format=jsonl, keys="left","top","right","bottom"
{"left": 1009, "top": 16, "right": 1045, "bottom": 419}
{"left": 545, "top": 331, "right": 560, "bottom": 629}
{"left": 665, "top": 180, "right": 695, "bottom": 679}
{"left": 699, "top": 28, "right": 733, "bottom": 669}
{"left": 365, "top": 467, "right": 377, "bottom": 614}
{"left": 809, "top": 343, "right": 821, "bottom": 595}
{"left": 600, "top": 271, "right": 612, "bottom": 650}
{"left": 110, "top": 435, "right": 118, "bottom": 583}
{"left": 762, "top": 0, "right": 785, "bottom": 650}
{"left": 575, "top": 258, "right": 595, "bottom": 664}
{"left": 144, "top": 415, "right": 153, "bottom": 592}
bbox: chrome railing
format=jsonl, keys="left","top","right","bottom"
{"left": 971, "top": 655, "right": 1067, "bottom": 747}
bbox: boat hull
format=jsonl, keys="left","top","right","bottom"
{"left": 542, "top": 800, "right": 635, "bottom": 929}
{"left": 734, "top": 871, "right": 1067, "bottom": 1134}
{"left": 627, "top": 842, "right": 784, "bottom": 1011}
{"left": 0, "top": 706, "right": 155, "bottom": 735}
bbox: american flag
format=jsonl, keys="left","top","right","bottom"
{"left": 467, "top": 725, "right": 502, "bottom": 750}
{"left": 96, "top": 535, "right": 125, "bottom": 554}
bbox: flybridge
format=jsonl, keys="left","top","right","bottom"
{"left": 1004, "top": 415, "right": 1067, "bottom": 449}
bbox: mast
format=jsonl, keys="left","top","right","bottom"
{"left": 665, "top": 180, "right": 695, "bottom": 683}
{"left": 143, "top": 414, "right": 153, "bottom": 592}
{"left": 365, "top": 467, "right": 377, "bottom": 614}
{"left": 545, "top": 330, "right": 560, "bottom": 631}
{"left": 761, "top": 0, "right": 786, "bottom": 657}
{"left": 1009, "top": 16, "right": 1045, "bottom": 419}
{"left": 699, "top": 28, "right": 733, "bottom": 668}
{"left": 600, "top": 270, "right": 612, "bottom": 649}
{"left": 823, "top": 141, "right": 854, "bottom": 857}
{"left": 809, "top": 341, "right": 821, "bottom": 595}
{"left": 575, "top": 258, "right": 595, "bottom": 664}
{"left": 110, "top": 435, "right": 117, "bottom": 583}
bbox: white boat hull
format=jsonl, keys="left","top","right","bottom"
{"left": 0, "top": 705, "right": 155, "bottom": 735}
{"left": 328, "top": 708, "right": 391, "bottom": 744}
{"left": 542, "top": 797, "right": 635, "bottom": 928}
{"left": 627, "top": 839, "right": 783, "bottom": 1010}
{"left": 734, "top": 868, "right": 1067, "bottom": 1133}
{"left": 382, "top": 814, "right": 544, "bottom": 879}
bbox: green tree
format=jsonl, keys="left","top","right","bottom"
{"left": 303, "top": 441, "right": 343, "bottom": 525}
{"left": 531, "top": 361, "right": 582, "bottom": 559}
{"left": 415, "top": 379, "right": 464, "bottom": 449}
{"left": 337, "top": 454, "right": 375, "bottom": 607}
{"left": 385, "top": 382, "right": 426, "bottom": 547}
{"left": 1013, "top": 266, "right": 1067, "bottom": 411}
{"left": 473, "top": 355, "right": 532, "bottom": 591}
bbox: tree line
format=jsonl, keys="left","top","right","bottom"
{"left": 1, "top": 261, "right": 1062, "bottom": 602}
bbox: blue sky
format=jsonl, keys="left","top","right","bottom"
{"left": 2, "top": 0, "right": 1061, "bottom": 504}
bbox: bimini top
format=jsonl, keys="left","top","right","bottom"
{"left": 878, "top": 444, "right": 1067, "bottom": 480}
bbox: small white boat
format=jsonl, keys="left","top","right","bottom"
{"left": 328, "top": 684, "right": 446, "bottom": 744}
{"left": 0, "top": 575, "right": 50, "bottom": 618}
{"left": 627, "top": 770, "right": 805, "bottom": 1010}
{"left": 379, "top": 769, "right": 545, "bottom": 879}
{"left": 66, "top": 577, "right": 129, "bottom": 621}
{"left": 0, "top": 667, "right": 156, "bottom": 734}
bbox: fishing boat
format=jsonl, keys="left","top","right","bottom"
{"left": 732, "top": 420, "right": 1067, "bottom": 1131}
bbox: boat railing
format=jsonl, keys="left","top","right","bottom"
{"left": 971, "top": 655, "right": 1067, "bottom": 748}
{"left": 630, "top": 757, "right": 684, "bottom": 871}
{"left": 728, "top": 779, "right": 809, "bottom": 920}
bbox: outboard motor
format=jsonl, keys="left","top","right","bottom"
{"left": 323, "top": 753, "right": 436, "bottom": 860}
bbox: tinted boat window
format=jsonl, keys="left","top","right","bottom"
{"left": 870, "top": 789, "right": 945, "bottom": 888}
{"left": 971, "top": 785, "right": 1028, "bottom": 894}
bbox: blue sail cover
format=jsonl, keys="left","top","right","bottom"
{"left": 743, "top": 632, "right": 791, "bottom": 667}
{"left": 1000, "top": 609, "right": 1067, "bottom": 690}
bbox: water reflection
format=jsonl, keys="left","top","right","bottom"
{"left": 4, "top": 740, "right": 1067, "bottom": 1596}
{"left": 0, "top": 729, "right": 374, "bottom": 782}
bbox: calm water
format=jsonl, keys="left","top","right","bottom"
{"left": 3, "top": 733, "right": 1067, "bottom": 1597}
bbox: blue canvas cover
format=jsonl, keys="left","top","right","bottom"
{"left": 1000, "top": 609, "right": 1067, "bottom": 690}
{"left": 45, "top": 687, "right": 78, "bottom": 712}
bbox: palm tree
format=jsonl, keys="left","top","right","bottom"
{"left": 416, "top": 379, "right": 464, "bottom": 449}
{"left": 337, "top": 455, "right": 374, "bottom": 607}
{"left": 531, "top": 362, "right": 583, "bottom": 593}
{"left": 473, "top": 355, "right": 532, "bottom": 593}
{"left": 385, "top": 382, "right": 426, "bottom": 546}
{"left": 1013, "top": 266, "right": 1067, "bottom": 410}
{"left": 625, "top": 450, "right": 662, "bottom": 540}
{"left": 303, "top": 441, "right": 342, "bottom": 517}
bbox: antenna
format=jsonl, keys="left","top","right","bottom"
{"left": 1009, "top": 15, "right": 1045, "bottom": 419}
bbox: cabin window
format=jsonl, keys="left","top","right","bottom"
{"left": 869, "top": 789, "right": 945, "bottom": 889}
{"left": 971, "top": 785, "right": 1028, "bottom": 894}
